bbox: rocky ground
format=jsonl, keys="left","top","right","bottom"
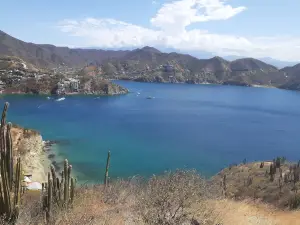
{"left": 10, "top": 124, "right": 50, "bottom": 183}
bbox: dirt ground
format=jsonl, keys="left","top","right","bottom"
{"left": 208, "top": 199, "right": 300, "bottom": 225}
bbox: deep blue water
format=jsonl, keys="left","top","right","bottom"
{"left": 2, "top": 81, "right": 300, "bottom": 182}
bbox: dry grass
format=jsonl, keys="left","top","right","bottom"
{"left": 6, "top": 170, "right": 222, "bottom": 225}
{"left": 208, "top": 198, "right": 300, "bottom": 225}
{"left": 213, "top": 161, "right": 300, "bottom": 209}
{"left": 1, "top": 169, "right": 300, "bottom": 225}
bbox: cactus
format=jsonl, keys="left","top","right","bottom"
{"left": 64, "top": 159, "right": 70, "bottom": 206}
{"left": 221, "top": 174, "right": 227, "bottom": 197}
{"left": 6, "top": 123, "right": 13, "bottom": 190}
{"left": 269, "top": 164, "right": 273, "bottom": 175}
{"left": 275, "top": 157, "right": 281, "bottom": 168}
{"left": 242, "top": 158, "right": 247, "bottom": 165}
{"left": 278, "top": 176, "right": 283, "bottom": 194}
{"left": 269, "top": 163, "right": 275, "bottom": 182}
{"left": 43, "top": 159, "right": 76, "bottom": 223}
{"left": 46, "top": 178, "right": 53, "bottom": 223}
{"left": 270, "top": 172, "right": 275, "bottom": 182}
{"left": 70, "top": 178, "right": 75, "bottom": 204}
{"left": 279, "top": 168, "right": 283, "bottom": 179}
{"left": 259, "top": 162, "right": 264, "bottom": 168}
{"left": 0, "top": 102, "right": 22, "bottom": 223}
{"left": 284, "top": 173, "right": 288, "bottom": 183}
{"left": 293, "top": 165, "right": 300, "bottom": 184}
{"left": 104, "top": 151, "right": 111, "bottom": 186}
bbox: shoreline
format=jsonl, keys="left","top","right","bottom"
{"left": 22, "top": 141, "right": 52, "bottom": 183}
{"left": 23, "top": 141, "right": 68, "bottom": 183}
{"left": 0, "top": 91, "right": 129, "bottom": 96}
{"left": 116, "top": 79, "right": 281, "bottom": 90}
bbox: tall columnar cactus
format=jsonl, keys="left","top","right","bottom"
{"left": 269, "top": 163, "right": 275, "bottom": 182}
{"left": 259, "top": 162, "right": 264, "bottom": 168}
{"left": 6, "top": 123, "right": 13, "bottom": 190}
{"left": 104, "top": 151, "right": 111, "bottom": 186}
{"left": 275, "top": 157, "right": 281, "bottom": 168}
{"left": 0, "top": 102, "right": 22, "bottom": 223}
{"left": 221, "top": 174, "right": 227, "bottom": 197}
{"left": 42, "top": 159, "right": 75, "bottom": 223}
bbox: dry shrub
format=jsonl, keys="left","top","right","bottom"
{"left": 9, "top": 170, "right": 221, "bottom": 225}
{"left": 135, "top": 170, "right": 213, "bottom": 225}
{"left": 101, "top": 176, "right": 144, "bottom": 205}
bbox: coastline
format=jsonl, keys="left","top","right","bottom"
{"left": 117, "top": 79, "right": 280, "bottom": 90}
{"left": 251, "top": 84, "right": 275, "bottom": 89}
{"left": 22, "top": 143, "right": 51, "bottom": 183}
{"left": 1, "top": 90, "right": 129, "bottom": 96}
{"left": 11, "top": 125, "right": 52, "bottom": 183}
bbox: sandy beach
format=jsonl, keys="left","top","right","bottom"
{"left": 22, "top": 147, "right": 51, "bottom": 183}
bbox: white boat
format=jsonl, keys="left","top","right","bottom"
{"left": 56, "top": 97, "right": 65, "bottom": 102}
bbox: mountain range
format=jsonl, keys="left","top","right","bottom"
{"left": 1, "top": 29, "right": 300, "bottom": 91}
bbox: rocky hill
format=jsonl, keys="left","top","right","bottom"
{"left": 212, "top": 158, "right": 300, "bottom": 210}
{"left": 278, "top": 64, "right": 300, "bottom": 90}
{"left": 0, "top": 55, "right": 128, "bottom": 95}
{"left": 0, "top": 30, "right": 128, "bottom": 68}
{"left": 92, "top": 49, "right": 289, "bottom": 88}
{"left": 2, "top": 29, "right": 300, "bottom": 90}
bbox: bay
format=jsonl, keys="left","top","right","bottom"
{"left": 1, "top": 81, "right": 300, "bottom": 182}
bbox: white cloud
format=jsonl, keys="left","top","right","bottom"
{"left": 150, "top": 0, "right": 246, "bottom": 34}
{"left": 57, "top": 0, "right": 300, "bottom": 61}
{"left": 58, "top": 18, "right": 160, "bottom": 48}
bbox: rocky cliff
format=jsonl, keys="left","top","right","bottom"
{"left": 11, "top": 124, "right": 48, "bottom": 182}
{"left": 81, "top": 77, "right": 128, "bottom": 95}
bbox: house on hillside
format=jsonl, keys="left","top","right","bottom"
{"left": 69, "top": 78, "right": 80, "bottom": 92}
{"left": 56, "top": 78, "right": 80, "bottom": 93}
{"left": 0, "top": 81, "right": 5, "bottom": 92}
{"left": 56, "top": 81, "right": 65, "bottom": 95}
{"left": 163, "top": 64, "right": 174, "bottom": 72}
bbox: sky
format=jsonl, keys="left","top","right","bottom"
{"left": 0, "top": 0, "right": 300, "bottom": 61}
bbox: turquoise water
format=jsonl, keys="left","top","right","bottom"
{"left": 2, "top": 81, "right": 300, "bottom": 182}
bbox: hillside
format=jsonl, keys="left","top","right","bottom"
{"left": 14, "top": 160, "right": 300, "bottom": 225}
{"left": 94, "top": 49, "right": 289, "bottom": 88}
{"left": 2, "top": 29, "right": 300, "bottom": 90}
{"left": 0, "top": 30, "right": 128, "bottom": 68}
{"left": 213, "top": 159, "right": 300, "bottom": 210}
{"left": 278, "top": 64, "right": 300, "bottom": 90}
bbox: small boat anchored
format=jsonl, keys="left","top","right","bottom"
{"left": 146, "top": 96, "right": 154, "bottom": 99}
{"left": 55, "top": 97, "right": 65, "bottom": 102}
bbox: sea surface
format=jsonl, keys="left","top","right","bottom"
{"left": 2, "top": 81, "right": 300, "bottom": 183}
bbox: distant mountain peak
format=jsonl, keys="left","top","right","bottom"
{"left": 0, "top": 30, "right": 7, "bottom": 36}
{"left": 210, "top": 56, "right": 228, "bottom": 62}
{"left": 140, "top": 46, "right": 161, "bottom": 53}
{"left": 230, "top": 57, "right": 278, "bottom": 71}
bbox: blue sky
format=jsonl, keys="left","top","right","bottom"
{"left": 1, "top": 0, "right": 300, "bottom": 61}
